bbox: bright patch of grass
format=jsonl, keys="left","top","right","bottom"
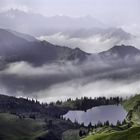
{"left": 82, "top": 126, "right": 140, "bottom": 140}
{"left": 123, "top": 94, "right": 140, "bottom": 111}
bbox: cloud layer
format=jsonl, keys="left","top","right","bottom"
{"left": 38, "top": 27, "right": 136, "bottom": 53}
{"left": 0, "top": 53, "right": 140, "bottom": 102}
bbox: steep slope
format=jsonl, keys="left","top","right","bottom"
{"left": 7, "top": 29, "right": 37, "bottom": 42}
{"left": 99, "top": 45, "right": 140, "bottom": 66}
{"left": 82, "top": 126, "right": 140, "bottom": 140}
{"left": 0, "top": 28, "right": 29, "bottom": 55}
{"left": 0, "top": 28, "right": 139, "bottom": 65}
{"left": 123, "top": 94, "right": 140, "bottom": 124}
{"left": 100, "top": 45, "right": 140, "bottom": 59}
{"left": 0, "top": 28, "right": 89, "bottom": 65}
{"left": 123, "top": 94, "right": 140, "bottom": 111}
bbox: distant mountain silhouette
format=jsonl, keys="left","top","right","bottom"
{"left": 7, "top": 29, "right": 37, "bottom": 42}
{"left": 0, "top": 9, "right": 105, "bottom": 36}
{"left": 61, "top": 28, "right": 132, "bottom": 40}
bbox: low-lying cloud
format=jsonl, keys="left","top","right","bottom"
{"left": 38, "top": 26, "right": 140, "bottom": 53}
{"left": 39, "top": 33, "right": 122, "bottom": 53}
{"left": 39, "top": 79, "right": 140, "bottom": 102}
{"left": 0, "top": 55, "right": 140, "bottom": 102}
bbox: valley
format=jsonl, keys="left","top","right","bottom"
{"left": 0, "top": 93, "right": 140, "bottom": 140}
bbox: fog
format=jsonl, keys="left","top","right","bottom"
{"left": 0, "top": 0, "right": 140, "bottom": 25}
{"left": 38, "top": 27, "right": 140, "bottom": 53}
{"left": 38, "top": 32, "right": 129, "bottom": 53}
{"left": 0, "top": 54, "right": 140, "bottom": 102}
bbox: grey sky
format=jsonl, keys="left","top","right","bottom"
{"left": 0, "top": 0, "right": 140, "bottom": 25}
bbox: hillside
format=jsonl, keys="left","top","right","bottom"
{"left": 0, "top": 94, "right": 124, "bottom": 140}
{"left": 0, "top": 113, "right": 44, "bottom": 140}
{"left": 82, "top": 126, "right": 140, "bottom": 140}
{"left": 123, "top": 94, "right": 140, "bottom": 111}
{"left": 0, "top": 94, "right": 80, "bottom": 140}
{"left": 123, "top": 94, "right": 140, "bottom": 124}
{"left": 0, "top": 28, "right": 89, "bottom": 66}
{"left": 0, "top": 94, "right": 140, "bottom": 140}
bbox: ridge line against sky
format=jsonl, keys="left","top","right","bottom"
{"left": 0, "top": 0, "right": 140, "bottom": 25}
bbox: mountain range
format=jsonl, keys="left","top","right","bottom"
{"left": 60, "top": 27, "right": 132, "bottom": 40}
{"left": 0, "top": 28, "right": 138, "bottom": 66}
{"left": 0, "top": 9, "right": 132, "bottom": 41}
{"left": 0, "top": 9, "right": 134, "bottom": 54}
{"left": 0, "top": 28, "right": 140, "bottom": 99}
{"left": 0, "top": 9, "right": 105, "bottom": 36}
{"left": 0, "top": 28, "right": 89, "bottom": 66}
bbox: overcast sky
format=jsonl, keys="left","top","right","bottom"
{"left": 0, "top": 0, "right": 140, "bottom": 25}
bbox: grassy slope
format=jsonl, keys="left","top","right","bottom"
{"left": 62, "top": 129, "right": 80, "bottom": 140}
{"left": 82, "top": 126, "right": 140, "bottom": 140}
{"left": 123, "top": 94, "right": 140, "bottom": 124}
{"left": 123, "top": 94, "right": 140, "bottom": 111}
{"left": 0, "top": 113, "right": 45, "bottom": 140}
{"left": 82, "top": 94, "right": 140, "bottom": 140}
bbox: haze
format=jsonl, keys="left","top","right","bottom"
{"left": 0, "top": 0, "right": 139, "bottom": 25}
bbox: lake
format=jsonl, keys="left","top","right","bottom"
{"left": 63, "top": 105, "right": 127, "bottom": 126}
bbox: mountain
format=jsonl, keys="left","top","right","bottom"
{"left": 7, "top": 29, "right": 37, "bottom": 42}
{"left": 0, "top": 28, "right": 29, "bottom": 55}
{"left": 0, "top": 28, "right": 139, "bottom": 65}
{"left": 0, "top": 9, "right": 105, "bottom": 36}
{"left": 61, "top": 28, "right": 132, "bottom": 40}
{"left": 0, "top": 28, "right": 89, "bottom": 65}
{"left": 97, "top": 45, "right": 140, "bottom": 68}
{"left": 99, "top": 45, "right": 140, "bottom": 60}
{"left": 0, "top": 9, "right": 133, "bottom": 53}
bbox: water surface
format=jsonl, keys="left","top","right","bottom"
{"left": 63, "top": 105, "right": 127, "bottom": 126}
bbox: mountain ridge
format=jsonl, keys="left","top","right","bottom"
{"left": 0, "top": 28, "right": 89, "bottom": 65}
{"left": 0, "top": 28, "right": 139, "bottom": 65}
{"left": 0, "top": 9, "right": 105, "bottom": 36}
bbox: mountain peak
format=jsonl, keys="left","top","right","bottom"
{"left": 109, "top": 44, "right": 140, "bottom": 53}
{"left": 100, "top": 45, "right": 140, "bottom": 58}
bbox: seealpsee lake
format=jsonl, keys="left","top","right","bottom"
{"left": 63, "top": 105, "right": 127, "bottom": 126}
